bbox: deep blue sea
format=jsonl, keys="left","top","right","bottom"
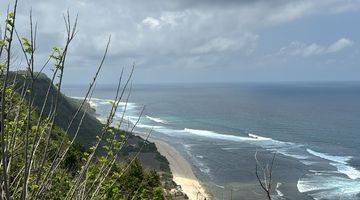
{"left": 64, "top": 82, "right": 360, "bottom": 200}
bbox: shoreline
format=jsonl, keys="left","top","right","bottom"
{"left": 83, "top": 98, "right": 209, "bottom": 199}
{"left": 146, "top": 137, "right": 210, "bottom": 200}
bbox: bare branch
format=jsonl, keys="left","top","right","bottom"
{"left": 255, "top": 151, "right": 276, "bottom": 200}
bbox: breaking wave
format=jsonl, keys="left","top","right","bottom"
{"left": 146, "top": 115, "right": 168, "bottom": 124}
{"left": 307, "top": 149, "right": 360, "bottom": 180}
{"left": 298, "top": 149, "right": 360, "bottom": 199}
{"left": 76, "top": 96, "right": 360, "bottom": 200}
{"left": 183, "top": 128, "right": 269, "bottom": 142}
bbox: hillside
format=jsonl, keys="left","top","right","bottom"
{"left": 8, "top": 71, "right": 102, "bottom": 145}
{"left": 0, "top": 71, "right": 193, "bottom": 199}
{"left": 7, "top": 71, "right": 172, "bottom": 171}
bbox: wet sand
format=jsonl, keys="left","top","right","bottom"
{"left": 151, "top": 139, "right": 210, "bottom": 200}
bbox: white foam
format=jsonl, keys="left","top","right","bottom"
{"left": 127, "top": 116, "right": 142, "bottom": 124}
{"left": 183, "top": 128, "right": 267, "bottom": 142}
{"left": 221, "top": 147, "right": 241, "bottom": 150}
{"left": 248, "top": 133, "right": 271, "bottom": 140}
{"left": 297, "top": 149, "right": 360, "bottom": 199}
{"left": 79, "top": 96, "right": 139, "bottom": 128}
{"left": 307, "top": 149, "right": 351, "bottom": 164}
{"left": 276, "top": 148, "right": 309, "bottom": 160}
{"left": 301, "top": 160, "right": 318, "bottom": 166}
{"left": 213, "top": 183, "right": 225, "bottom": 189}
{"left": 73, "top": 97, "right": 137, "bottom": 111}
{"left": 136, "top": 124, "right": 164, "bottom": 129}
{"left": 70, "top": 96, "right": 84, "bottom": 100}
{"left": 306, "top": 148, "right": 360, "bottom": 180}
{"left": 131, "top": 121, "right": 184, "bottom": 137}
{"left": 146, "top": 115, "right": 168, "bottom": 124}
{"left": 276, "top": 182, "right": 284, "bottom": 197}
{"left": 200, "top": 167, "right": 210, "bottom": 174}
{"left": 196, "top": 155, "right": 204, "bottom": 159}
{"left": 330, "top": 162, "right": 360, "bottom": 180}
{"left": 297, "top": 174, "right": 360, "bottom": 199}
{"left": 183, "top": 129, "right": 311, "bottom": 163}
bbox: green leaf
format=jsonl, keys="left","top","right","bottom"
{"left": 0, "top": 40, "right": 5, "bottom": 46}
{"left": 8, "top": 12, "right": 14, "bottom": 19}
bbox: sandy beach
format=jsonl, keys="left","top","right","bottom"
{"left": 150, "top": 138, "right": 210, "bottom": 200}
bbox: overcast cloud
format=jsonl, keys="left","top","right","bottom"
{"left": 1, "top": 0, "right": 360, "bottom": 83}
{"left": 277, "top": 38, "right": 354, "bottom": 57}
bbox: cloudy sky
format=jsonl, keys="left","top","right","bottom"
{"left": 2, "top": 0, "right": 360, "bottom": 84}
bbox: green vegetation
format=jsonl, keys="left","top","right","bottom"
{"left": 1, "top": 50, "right": 165, "bottom": 200}
{"left": 0, "top": 2, "right": 170, "bottom": 199}
{"left": 7, "top": 71, "right": 102, "bottom": 147}
{"left": 1, "top": 70, "right": 172, "bottom": 199}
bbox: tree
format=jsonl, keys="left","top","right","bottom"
{"left": 255, "top": 151, "right": 276, "bottom": 200}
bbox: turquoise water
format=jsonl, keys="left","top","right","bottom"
{"left": 65, "top": 82, "right": 360, "bottom": 200}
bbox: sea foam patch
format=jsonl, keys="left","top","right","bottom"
{"left": 73, "top": 96, "right": 140, "bottom": 127}
{"left": 306, "top": 149, "right": 351, "bottom": 165}
{"left": 183, "top": 128, "right": 268, "bottom": 142}
{"left": 307, "top": 148, "right": 360, "bottom": 180}
{"left": 298, "top": 174, "right": 360, "bottom": 200}
{"left": 182, "top": 129, "right": 309, "bottom": 161}
{"left": 183, "top": 144, "right": 211, "bottom": 175}
{"left": 146, "top": 115, "right": 168, "bottom": 124}
{"left": 296, "top": 149, "right": 360, "bottom": 199}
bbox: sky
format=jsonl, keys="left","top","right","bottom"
{"left": 1, "top": 0, "right": 360, "bottom": 84}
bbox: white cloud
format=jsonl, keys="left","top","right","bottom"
{"left": 190, "top": 34, "right": 258, "bottom": 55}
{"left": 142, "top": 17, "right": 161, "bottom": 29}
{"left": 1, "top": 0, "right": 359, "bottom": 73}
{"left": 327, "top": 38, "right": 354, "bottom": 53}
{"left": 159, "top": 12, "right": 186, "bottom": 26}
{"left": 278, "top": 38, "right": 354, "bottom": 57}
{"left": 266, "top": 1, "right": 314, "bottom": 25}
{"left": 191, "top": 37, "right": 238, "bottom": 54}
{"left": 141, "top": 12, "right": 186, "bottom": 30}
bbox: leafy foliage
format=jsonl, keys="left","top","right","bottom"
{"left": 1, "top": 73, "right": 164, "bottom": 200}
{"left": 0, "top": 2, "right": 166, "bottom": 199}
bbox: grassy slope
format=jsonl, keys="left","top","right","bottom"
{"left": 9, "top": 71, "right": 102, "bottom": 146}
{"left": 8, "top": 71, "right": 170, "bottom": 172}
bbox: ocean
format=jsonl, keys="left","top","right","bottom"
{"left": 64, "top": 82, "right": 360, "bottom": 200}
